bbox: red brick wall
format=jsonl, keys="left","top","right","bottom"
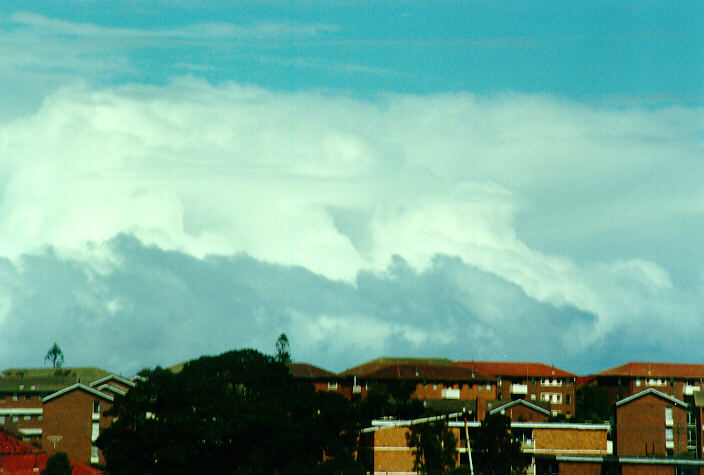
{"left": 621, "top": 465, "right": 674, "bottom": 475}
{"left": 534, "top": 427, "right": 608, "bottom": 454}
{"left": 558, "top": 461, "right": 602, "bottom": 475}
{"left": 616, "top": 394, "right": 688, "bottom": 457}
{"left": 497, "top": 404, "right": 549, "bottom": 422}
{"left": 496, "top": 377, "right": 576, "bottom": 417}
{"left": 42, "top": 390, "right": 113, "bottom": 465}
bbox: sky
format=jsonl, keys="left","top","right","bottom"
{"left": 0, "top": 1, "right": 702, "bottom": 376}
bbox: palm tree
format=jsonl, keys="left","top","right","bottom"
{"left": 44, "top": 343, "right": 65, "bottom": 369}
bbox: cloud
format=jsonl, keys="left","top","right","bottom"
{"left": 0, "top": 79, "right": 702, "bottom": 372}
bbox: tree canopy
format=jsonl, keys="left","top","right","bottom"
{"left": 275, "top": 333, "right": 291, "bottom": 364}
{"left": 44, "top": 343, "right": 64, "bottom": 369}
{"left": 406, "top": 420, "right": 457, "bottom": 475}
{"left": 96, "top": 348, "right": 363, "bottom": 474}
{"left": 471, "top": 413, "right": 527, "bottom": 475}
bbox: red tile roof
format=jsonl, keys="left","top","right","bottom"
{"left": 341, "top": 359, "right": 494, "bottom": 381}
{"left": 453, "top": 361, "right": 577, "bottom": 378}
{"left": 596, "top": 362, "right": 704, "bottom": 379}
{"left": 0, "top": 432, "right": 101, "bottom": 474}
{"left": 288, "top": 363, "right": 336, "bottom": 379}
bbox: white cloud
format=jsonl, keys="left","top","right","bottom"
{"left": 0, "top": 79, "right": 702, "bottom": 363}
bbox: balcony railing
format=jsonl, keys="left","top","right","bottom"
{"left": 511, "top": 384, "right": 528, "bottom": 395}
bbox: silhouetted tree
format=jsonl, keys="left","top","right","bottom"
{"left": 472, "top": 413, "right": 527, "bottom": 475}
{"left": 407, "top": 420, "right": 457, "bottom": 474}
{"left": 41, "top": 452, "right": 73, "bottom": 475}
{"left": 44, "top": 343, "right": 64, "bottom": 369}
{"left": 576, "top": 384, "right": 610, "bottom": 422}
{"left": 97, "top": 348, "right": 363, "bottom": 474}
{"left": 275, "top": 333, "right": 291, "bottom": 364}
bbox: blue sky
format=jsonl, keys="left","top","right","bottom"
{"left": 0, "top": 2, "right": 702, "bottom": 375}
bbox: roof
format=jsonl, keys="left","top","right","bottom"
{"left": 288, "top": 363, "right": 337, "bottom": 379}
{"left": 0, "top": 367, "right": 113, "bottom": 392}
{"left": 615, "top": 388, "right": 688, "bottom": 408}
{"left": 453, "top": 361, "right": 576, "bottom": 378}
{"left": 0, "top": 430, "right": 37, "bottom": 454}
{"left": 42, "top": 383, "right": 114, "bottom": 403}
{"left": 342, "top": 359, "right": 494, "bottom": 382}
{"left": 341, "top": 357, "right": 454, "bottom": 376}
{"left": 89, "top": 374, "right": 136, "bottom": 389}
{"left": 422, "top": 398, "right": 477, "bottom": 415}
{"left": 596, "top": 362, "right": 704, "bottom": 379}
{"left": 487, "top": 398, "right": 551, "bottom": 416}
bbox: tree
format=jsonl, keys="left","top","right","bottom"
{"left": 576, "top": 384, "right": 611, "bottom": 422}
{"left": 406, "top": 420, "right": 457, "bottom": 475}
{"left": 472, "top": 413, "right": 527, "bottom": 475}
{"left": 44, "top": 343, "right": 64, "bottom": 369}
{"left": 275, "top": 333, "right": 291, "bottom": 364}
{"left": 97, "top": 348, "right": 363, "bottom": 474}
{"left": 41, "top": 452, "right": 73, "bottom": 475}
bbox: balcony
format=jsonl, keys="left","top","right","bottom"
{"left": 685, "top": 385, "right": 701, "bottom": 396}
{"left": 353, "top": 385, "right": 362, "bottom": 394}
{"left": 442, "top": 388, "right": 460, "bottom": 399}
{"left": 510, "top": 384, "right": 528, "bottom": 395}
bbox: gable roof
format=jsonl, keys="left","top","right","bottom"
{"left": 341, "top": 359, "right": 494, "bottom": 382}
{"left": 42, "top": 383, "right": 114, "bottom": 403}
{"left": 0, "top": 367, "right": 113, "bottom": 392}
{"left": 454, "top": 361, "right": 576, "bottom": 378}
{"left": 488, "top": 398, "right": 552, "bottom": 416}
{"left": 615, "top": 388, "right": 688, "bottom": 408}
{"left": 89, "top": 374, "right": 136, "bottom": 389}
{"left": 288, "top": 363, "right": 337, "bottom": 379}
{"left": 596, "top": 362, "right": 704, "bottom": 379}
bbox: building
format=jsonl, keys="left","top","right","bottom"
{"left": 340, "top": 358, "right": 496, "bottom": 419}
{"left": 593, "top": 361, "right": 704, "bottom": 406}
{"left": 287, "top": 363, "right": 347, "bottom": 396}
{"left": 486, "top": 398, "right": 551, "bottom": 422}
{"left": 614, "top": 388, "right": 689, "bottom": 458}
{"left": 0, "top": 367, "right": 113, "bottom": 444}
{"left": 454, "top": 361, "right": 577, "bottom": 417}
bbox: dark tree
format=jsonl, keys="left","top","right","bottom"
{"left": 357, "top": 381, "right": 424, "bottom": 427}
{"left": 576, "top": 384, "right": 611, "bottom": 422}
{"left": 41, "top": 452, "right": 73, "bottom": 475}
{"left": 472, "top": 413, "right": 527, "bottom": 475}
{"left": 406, "top": 420, "right": 457, "bottom": 475}
{"left": 275, "top": 333, "right": 291, "bottom": 364}
{"left": 44, "top": 343, "right": 64, "bottom": 369}
{"left": 97, "top": 348, "right": 363, "bottom": 474}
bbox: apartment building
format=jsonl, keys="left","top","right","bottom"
{"left": 593, "top": 361, "right": 704, "bottom": 406}
{"left": 0, "top": 367, "right": 112, "bottom": 444}
{"left": 454, "top": 361, "right": 577, "bottom": 417}
{"left": 287, "top": 363, "right": 346, "bottom": 396}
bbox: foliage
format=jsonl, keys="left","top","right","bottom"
{"left": 96, "top": 349, "right": 362, "bottom": 474}
{"left": 275, "top": 333, "right": 291, "bottom": 364}
{"left": 44, "top": 343, "right": 64, "bottom": 369}
{"left": 406, "top": 420, "right": 457, "bottom": 475}
{"left": 41, "top": 452, "right": 73, "bottom": 475}
{"left": 471, "top": 413, "right": 527, "bottom": 475}
{"left": 576, "top": 384, "right": 611, "bottom": 422}
{"left": 357, "top": 381, "right": 425, "bottom": 427}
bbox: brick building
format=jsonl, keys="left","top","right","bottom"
{"left": 486, "top": 398, "right": 551, "bottom": 422}
{"left": 340, "top": 358, "right": 496, "bottom": 419}
{"left": 593, "top": 361, "right": 704, "bottom": 406}
{"left": 0, "top": 367, "right": 112, "bottom": 444}
{"left": 42, "top": 384, "right": 116, "bottom": 465}
{"left": 454, "top": 361, "right": 577, "bottom": 417}
{"left": 287, "top": 363, "right": 347, "bottom": 397}
{"left": 614, "top": 388, "right": 689, "bottom": 458}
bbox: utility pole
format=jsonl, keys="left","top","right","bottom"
{"left": 464, "top": 409, "right": 474, "bottom": 475}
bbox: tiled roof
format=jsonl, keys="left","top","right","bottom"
{"left": 0, "top": 430, "right": 36, "bottom": 454}
{"left": 596, "top": 362, "right": 704, "bottom": 379}
{"left": 340, "top": 357, "right": 454, "bottom": 376}
{"left": 453, "top": 361, "right": 576, "bottom": 378}
{"left": 341, "top": 360, "right": 494, "bottom": 382}
{"left": 0, "top": 368, "right": 113, "bottom": 392}
{"left": 288, "top": 363, "right": 336, "bottom": 379}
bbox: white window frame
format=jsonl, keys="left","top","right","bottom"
{"left": 327, "top": 382, "right": 338, "bottom": 390}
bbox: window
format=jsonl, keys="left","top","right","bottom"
{"left": 478, "top": 384, "right": 482, "bottom": 391}
{"left": 486, "top": 384, "right": 491, "bottom": 391}
{"left": 93, "top": 400, "right": 101, "bottom": 413}
{"left": 92, "top": 422, "right": 100, "bottom": 442}
{"left": 24, "top": 415, "right": 31, "bottom": 421}
{"left": 0, "top": 416, "right": 4, "bottom": 424}
{"left": 531, "top": 394, "right": 536, "bottom": 400}
{"left": 531, "top": 377, "right": 536, "bottom": 386}
{"left": 498, "top": 378, "right": 502, "bottom": 386}
{"left": 25, "top": 394, "right": 31, "bottom": 400}
{"left": 327, "top": 382, "right": 338, "bottom": 390}
{"left": 541, "top": 393, "right": 562, "bottom": 404}
{"left": 666, "top": 428, "right": 674, "bottom": 441}
{"left": 433, "top": 383, "right": 438, "bottom": 390}
{"left": 12, "top": 416, "right": 18, "bottom": 422}
{"left": 12, "top": 393, "right": 18, "bottom": 401}
{"left": 635, "top": 378, "right": 640, "bottom": 387}
{"left": 666, "top": 407, "right": 674, "bottom": 426}
{"left": 497, "top": 393, "right": 502, "bottom": 401}
{"left": 91, "top": 446, "right": 99, "bottom": 463}
{"left": 566, "top": 394, "right": 571, "bottom": 405}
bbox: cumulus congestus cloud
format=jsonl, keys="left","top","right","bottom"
{"left": 0, "top": 79, "right": 702, "bottom": 373}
